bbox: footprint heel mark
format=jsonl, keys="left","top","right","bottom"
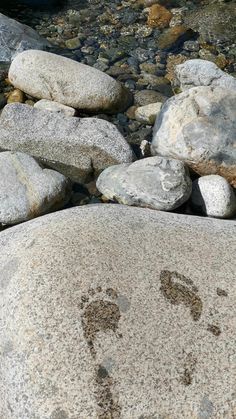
{"left": 81, "top": 287, "right": 121, "bottom": 358}
{"left": 160, "top": 270, "right": 203, "bottom": 321}
{"left": 180, "top": 353, "right": 197, "bottom": 386}
{"left": 95, "top": 365, "right": 121, "bottom": 419}
{"left": 80, "top": 287, "right": 123, "bottom": 418}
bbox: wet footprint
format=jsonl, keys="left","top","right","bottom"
{"left": 80, "top": 287, "right": 122, "bottom": 418}
{"left": 160, "top": 270, "right": 203, "bottom": 321}
{"left": 81, "top": 287, "right": 122, "bottom": 358}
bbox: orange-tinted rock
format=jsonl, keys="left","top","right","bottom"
{"left": 158, "top": 25, "right": 192, "bottom": 50}
{"left": 147, "top": 4, "right": 172, "bottom": 29}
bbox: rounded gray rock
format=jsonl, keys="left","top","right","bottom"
{"left": 190, "top": 175, "right": 236, "bottom": 219}
{"left": 97, "top": 157, "right": 192, "bottom": 211}
{"left": 151, "top": 86, "right": 236, "bottom": 187}
{"left": 8, "top": 50, "right": 132, "bottom": 113}
{"left": 0, "top": 104, "right": 134, "bottom": 183}
{"left": 0, "top": 205, "right": 235, "bottom": 418}
{"left": 174, "top": 59, "right": 236, "bottom": 91}
{"left": 0, "top": 151, "right": 71, "bottom": 225}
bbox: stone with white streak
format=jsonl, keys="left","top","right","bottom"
{"left": 96, "top": 156, "right": 192, "bottom": 211}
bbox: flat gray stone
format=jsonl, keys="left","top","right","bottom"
{"left": 0, "top": 205, "right": 235, "bottom": 418}
{"left": 175, "top": 59, "right": 236, "bottom": 91}
{"left": 0, "top": 13, "right": 50, "bottom": 62}
{"left": 190, "top": 175, "right": 236, "bottom": 219}
{"left": 9, "top": 50, "right": 132, "bottom": 113}
{"left": 151, "top": 86, "right": 236, "bottom": 187}
{"left": 96, "top": 157, "right": 192, "bottom": 211}
{"left": 0, "top": 104, "right": 133, "bottom": 183}
{"left": 34, "top": 99, "right": 76, "bottom": 117}
{"left": 0, "top": 151, "right": 71, "bottom": 225}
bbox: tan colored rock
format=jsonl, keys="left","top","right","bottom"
{"left": 147, "top": 4, "right": 172, "bottom": 29}
{"left": 7, "top": 88, "right": 24, "bottom": 104}
{"left": 135, "top": 102, "right": 162, "bottom": 124}
{"left": 166, "top": 54, "right": 188, "bottom": 82}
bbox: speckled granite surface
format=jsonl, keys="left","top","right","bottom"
{"left": 0, "top": 205, "right": 235, "bottom": 418}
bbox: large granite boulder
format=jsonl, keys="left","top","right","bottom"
{"left": 0, "top": 104, "right": 133, "bottom": 183}
{"left": 174, "top": 59, "right": 236, "bottom": 91}
{"left": 0, "top": 205, "right": 235, "bottom": 418}
{"left": 96, "top": 157, "right": 192, "bottom": 211}
{"left": 8, "top": 50, "right": 132, "bottom": 113}
{"left": 0, "top": 13, "right": 50, "bottom": 62}
{"left": 151, "top": 86, "right": 236, "bottom": 186}
{"left": 0, "top": 151, "right": 71, "bottom": 225}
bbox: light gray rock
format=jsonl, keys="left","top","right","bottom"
{"left": 175, "top": 59, "right": 236, "bottom": 91}
{"left": 135, "top": 102, "right": 162, "bottom": 125}
{"left": 34, "top": 99, "right": 76, "bottom": 117}
{"left": 0, "top": 151, "right": 70, "bottom": 225}
{"left": 0, "top": 13, "right": 50, "bottom": 62}
{"left": 190, "top": 175, "right": 236, "bottom": 219}
{"left": 151, "top": 86, "right": 236, "bottom": 187}
{"left": 0, "top": 205, "right": 235, "bottom": 418}
{"left": 0, "top": 104, "right": 133, "bottom": 183}
{"left": 8, "top": 50, "right": 132, "bottom": 113}
{"left": 96, "top": 157, "right": 192, "bottom": 211}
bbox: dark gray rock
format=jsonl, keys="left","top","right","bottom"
{"left": 96, "top": 157, "right": 192, "bottom": 211}
{"left": 0, "top": 104, "right": 134, "bottom": 183}
{"left": 0, "top": 205, "right": 235, "bottom": 418}
{"left": 151, "top": 86, "right": 236, "bottom": 187}
{"left": 0, "top": 13, "right": 50, "bottom": 62}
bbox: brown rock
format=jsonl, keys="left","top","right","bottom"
{"left": 158, "top": 25, "right": 193, "bottom": 50}
{"left": 7, "top": 88, "right": 24, "bottom": 104}
{"left": 147, "top": 4, "right": 172, "bottom": 29}
{"left": 166, "top": 54, "right": 188, "bottom": 82}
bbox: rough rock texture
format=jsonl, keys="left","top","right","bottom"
{"left": 0, "top": 13, "right": 50, "bottom": 62}
{"left": 190, "top": 175, "right": 236, "bottom": 219}
{"left": 0, "top": 151, "right": 70, "bottom": 225}
{"left": 174, "top": 59, "right": 236, "bottom": 91}
{"left": 135, "top": 102, "right": 162, "bottom": 124}
{"left": 184, "top": 2, "right": 236, "bottom": 46}
{"left": 0, "top": 104, "right": 133, "bottom": 183}
{"left": 8, "top": 50, "right": 132, "bottom": 113}
{"left": 151, "top": 86, "right": 236, "bottom": 186}
{"left": 96, "top": 157, "right": 191, "bottom": 211}
{"left": 0, "top": 205, "right": 235, "bottom": 418}
{"left": 34, "top": 99, "right": 76, "bottom": 117}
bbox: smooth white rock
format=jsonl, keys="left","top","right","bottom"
{"left": 34, "top": 99, "right": 76, "bottom": 117}
{"left": 190, "top": 175, "right": 236, "bottom": 218}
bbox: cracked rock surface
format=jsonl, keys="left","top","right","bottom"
{"left": 151, "top": 86, "right": 236, "bottom": 186}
